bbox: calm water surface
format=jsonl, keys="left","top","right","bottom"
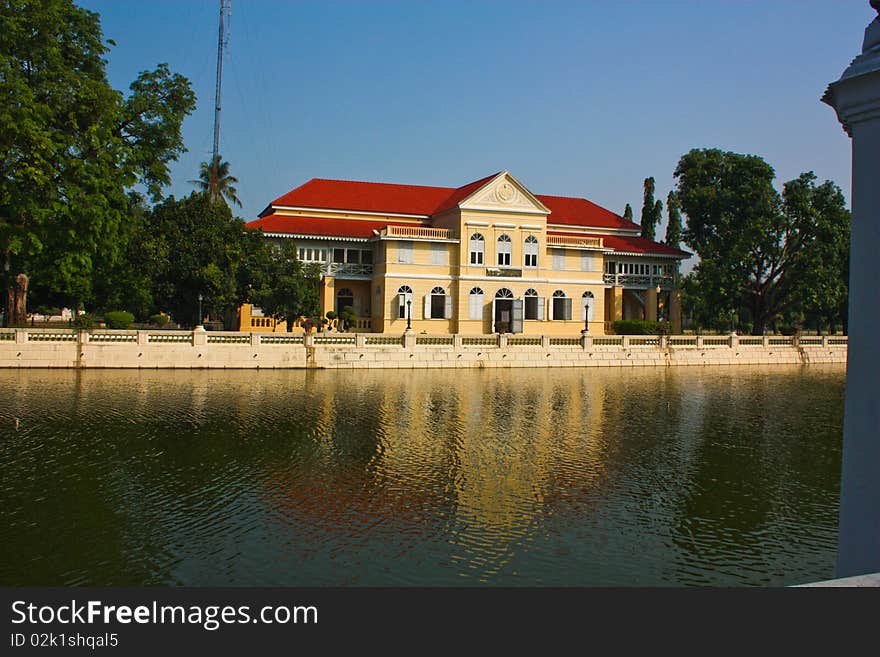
{"left": 0, "top": 365, "right": 844, "bottom": 586}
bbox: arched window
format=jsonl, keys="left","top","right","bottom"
{"left": 469, "top": 287, "right": 484, "bottom": 320}
{"left": 551, "top": 289, "right": 572, "bottom": 321}
{"left": 524, "top": 235, "right": 538, "bottom": 268}
{"left": 495, "top": 288, "right": 514, "bottom": 299}
{"left": 523, "top": 288, "right": 543, "bottom": 321}
{"left": 426, "top": 286, "right": 450, "bottom": 319}
{"left": 336, "top": 288, "right": 354, "bottom": 316}
{"left": 397, "top": 285, "right": 413, "bottom": 319}
{"left": 582, "top": 290, "right": 595, "bottom": 322}
{"left": 497, "top": 234, "right": 512, "bottom": 266}
{"left": 469, "top": 233, "right": 484, "bottom": 265}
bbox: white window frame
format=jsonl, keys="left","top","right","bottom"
{"left": 497, "top": 234, "right": 512, "bottom": 267}
{"left": 430, "top": 241, "right": 447, "bottom": 266}
{"left": 468, "top": 287, "right": 484, "bottom": 321}
{"left": 550, "top": 289, "right": 572, "bottom": 321}
{"left": 426, "top": 286, "right": 451, "bottom": 320}
{"left": 552, "top": 248, "right": 565, "bottom": 271}
{"left": 469, "top": 233, "right": 484, "bottom": 265}
{"left": 397, "top": 241, "right": 414, "bottom": 264}
{"left": 397, "top": 285, "right": 413, "bottom": 319}
{"left": 524, "top": 235, "right": 538, "bottom": 268}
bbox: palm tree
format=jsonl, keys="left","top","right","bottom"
{"left": 190, "top": 155, "right": 242, "bottom": 207}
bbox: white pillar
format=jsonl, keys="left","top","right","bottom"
{"left": 823, "top": 4, "right": 880, "bottom": 578}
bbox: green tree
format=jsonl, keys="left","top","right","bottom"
{"left": 665, "top": 191, "right": 683, "bottom": 249}
{"left": 251, "top": 241, "right": 321, "bottom": 331}
{"left": 0, "top": 0, "right": 195, "bottom": 323}
{"left": 623, "top": 203, "right": 634, "bottom": 223}
{"left": 675, "top": 148, "right": 849, "bottom": 335}
{"left": 640, "top": 177, "right": 659, "bottom": 240}
{"left": 148, "top": 193, "right": 252, "bottom": 327}
{"left": 783, "top": 173, "right": 850, "bottom": 333}
{"left": 191, "top": 155, "right": 241, "bottom": 207}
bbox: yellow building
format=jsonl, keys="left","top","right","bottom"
{"left": 243, "top": 171, "right": 689, "bottom": 335}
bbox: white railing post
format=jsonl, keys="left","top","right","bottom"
{"left": 541, "top": 335, "right": 550, "bottom": 349}
{"left": 15, "top": 329, "right": 27, "bottom": 344}
{"left": 250, "top": 332, "right": 260, "bottom": 348}
{"left": 729, "top": 332, "right": 739, "bottom": 349}
{"left": 822, "top": 334, "right": 829, "bottom": 348}
{"left": 355, "top": 333, "right": 366, "bottom": 348}
{"left": 137, "top": 330, "right": 148, "bottom": 346}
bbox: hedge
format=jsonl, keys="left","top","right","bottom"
{"left": 612, "top": 320, "right": 672, "bottom": 335}
{"left": 104, "top": 311, "right": 135, "bottom": 330}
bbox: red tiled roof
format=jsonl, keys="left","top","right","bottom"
{"left": 261, "top": 176, "right": 640, "bottom": 231}
{"left": 247, "top": 215, "right": 421, "bottom": 238}
{"left": 267, "top": 178, "right": 452, "bottom": 216}
{"left": 540, "top": 194, "right": 641, "bottom": 231}
{"left": 599, "top": 234, "right": 691, "bottom": 258}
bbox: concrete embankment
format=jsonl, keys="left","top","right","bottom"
{"left": 0, "top": 329, "right": 847, "bottom": 369}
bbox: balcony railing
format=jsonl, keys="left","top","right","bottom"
{"left": 381, "top": 225, "right": 456, "bottom": 240}
{"left": 321, "top": 262, "right": 374, "bottom": 278}
{"left": 603, "top": 273, "right": 675, "bottom": 288}
{"left": 547, "top": 235, "right": 603, "bottom": 249}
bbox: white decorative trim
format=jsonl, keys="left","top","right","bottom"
{"left": 377, "top": 236, "right": 460, "bottom": 244}
{"left": 548, "top": 224, "right": 641, "bottom": 236}
{"left": 493, "top": 222, "right": 516, "bottom": 228}
{"left": 520, "top": 224, "right": 543, "bottom": 230}
{"left": 271, "top": 205, "right": 429, "bottom": 219}
{"left": 263, "top": 232, "right": 369, "bottom": 243}
{"left": 464, "top": 220, "right": 490, "bottom": 226}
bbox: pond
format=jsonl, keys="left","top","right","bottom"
{"left": 0, "top": 365, "right": 844, "bottom": 586}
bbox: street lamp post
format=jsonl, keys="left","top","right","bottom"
{"left": 406, "top": 299, "right": 412, "bottom": 331}
{"left": 197, "top": 293, "right": 203, "bottom": 327}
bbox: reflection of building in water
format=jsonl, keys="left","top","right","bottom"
{"left": 257, "top": 370, "right": 617, "bottom": 577}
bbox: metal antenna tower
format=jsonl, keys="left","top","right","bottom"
{"left": 212, "top": 0, "right": 231, "bottom": 164}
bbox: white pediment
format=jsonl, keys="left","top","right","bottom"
{"left": 458, "top": 171, "right": 550, "bottom": 216}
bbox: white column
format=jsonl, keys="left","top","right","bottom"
{"left": 823, "top": 5, "right": 880, "bottom": 578}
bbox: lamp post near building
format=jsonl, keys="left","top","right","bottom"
{"left": 406, "top": 299, "right": 412, "bottom": 331}
{"left": 822, "top": 0, "right": 880, "bottom": 579}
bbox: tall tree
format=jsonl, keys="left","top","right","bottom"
{"left": 191, "top": 155, "right": 241, "bottom": 207}
{"left": 640, "top": 177, "right": 658, "bottom": 240}
{"left": 675, "top": 148, "right": 850, "bottom": 334}
{"left": 665, "top": 191, "right": 683, "bottom": 249}
{"left": 148, "top": 193, "right": 252, "bottom": 326}
{"left": 251, "top": 241, "right": 321, "bottom": 331}
{"left": 0, "top": 0, "right": 195, "bottom": 323}
{"left": 623, "top": 203, "right": 634, "bottom": 223}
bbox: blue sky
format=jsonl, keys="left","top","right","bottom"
{"left": 79, "top": 0, "right": 872, "bottom": 230}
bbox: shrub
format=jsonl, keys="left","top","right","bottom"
{"left": 104, "top": 311, "right": 135, "bottom": 330}
{"left": 325, "top": 310, "right": 337, "bottom": 321}
{"left": 612, "top": 320, "right": 672, "bottom": 335}
{"left": 73, "top": 313, "right": 96, "bottom": 330}
{"left": 149, "top": 313, "right": 169, "bottom": 327}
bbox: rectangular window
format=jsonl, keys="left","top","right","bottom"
{"left": 397, "top": 241, "right": 414, "bottom": 264}
{"left": 430, "top": 294, "right": 445, "bottom": 319}
{"left": 361, "top": 250, "right": 373, "bottom": 264}
{"left": 298, "top": 248, "right": 305, "bottom": 260}
{"left": 498, "top": 251, "right": 511, "bottom": 266}
{"left": 333, "top": 248, "right": 345, "bottom": 263}
{"left": 430, "top": 242, "right": 447, "bottom": 266}
{"left": 581, "top": 252, "right": 594, "bottom": 272}
{"left": 469, "top": 292, "right": 484, "bottom": 320}
{"left": 524, "top": 296, "right": 538, "bottom": 320}
{"left": 552, "top": 249, "right": 565, "bottom": 271}
{"left": 552, "top": 297, "right": 572, "bottom": 321}
{"left": 346, "top": 249, "right": 360, "bottom": 264}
